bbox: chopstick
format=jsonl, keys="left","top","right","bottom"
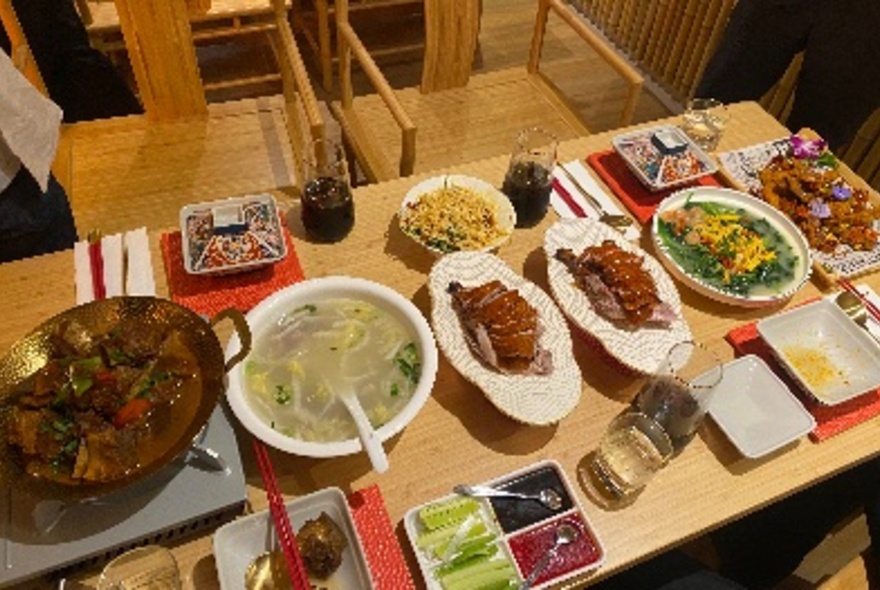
{"left": 87, "top": 231, "right": 106, "bottom": 301}
{"left": 551, "top": 177, "right": 588, "bottom": 218}
{"left": 252, "top": 439, "right": 312, "bottom": 590}
{"left": 838, "top": 279, "right": 880, "bottom": 323}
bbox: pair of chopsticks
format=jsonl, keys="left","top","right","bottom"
{"left": 838, "top": 279, "right": 880, "bottom": 323}
{"left": 251, "top": 439, "right": 312, "bottom": 590}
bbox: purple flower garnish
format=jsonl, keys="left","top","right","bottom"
{"left": 832, "top": 185, "right": 852, "bottom": 201}
{"left": 791, "top": 134, "right": 827, "bottom": 159}
{"left": 809, "top": 199, "right": 831, "bottom": 219}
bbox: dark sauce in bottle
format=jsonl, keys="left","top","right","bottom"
{"left": 502, "top": 161, "right": 553, "bottom": 228}
{"left": 301, "top": 176, "right": 354, "bottom": 243}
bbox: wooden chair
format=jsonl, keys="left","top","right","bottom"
{"left": 293, "top": 0, "right": 424, "bottom": 92}
{"left": 0, "top": 0, "right": 47, "bottom": 94}
{"left": 330, "top": 0, "right": 644, "bottom": 183}
{"left": 815, "top": 552, "right": 870, "bottom": 590}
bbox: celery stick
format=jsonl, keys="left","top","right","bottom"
{"left": 439, "top": 558, "right": 516, "bottom": 587}
{"left": 419, "top": 497, "right": 481, "bottom": 531}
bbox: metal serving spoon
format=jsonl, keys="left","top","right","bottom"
{"left": 518, "top": 524, "right": 578, "bottom": 589}
{"left": 245, "top": 550, "right": 291, "bottom": 590}
{"left": 453, "top": 484, "right": 563, "bottom": 511}
{"left": 835, "top": 290, "right": 868, "bottom": 327}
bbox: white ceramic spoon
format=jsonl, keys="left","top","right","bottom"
{"left": 333, "top": 379, "right": 389, "bottom": 473}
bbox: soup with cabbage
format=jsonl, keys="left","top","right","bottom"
{"left": 243, "top": 298, "right": 422, "bottom": 442}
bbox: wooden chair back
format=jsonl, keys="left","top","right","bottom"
{"left": 420, "top": 0, "right": 480, "bottom": 92}
{"left": 334, "top": 0, "right": 643, "bottom": 181}
{"left": 0, "top": 0, "right": 47, "bottom": 95}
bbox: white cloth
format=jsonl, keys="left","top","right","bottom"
{"left": 0, "top": 49, "right": 62, "bottom": 192}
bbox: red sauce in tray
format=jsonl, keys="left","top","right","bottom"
{"left": 507, "top": 512, "right": 603, "bottom": 586}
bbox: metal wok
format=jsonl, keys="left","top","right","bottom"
{"left": 0, "top": 296, "right": 250, "bottom": 503}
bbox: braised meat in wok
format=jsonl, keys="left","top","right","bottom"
{"left": 7, "top": 318, "right": 200, "bottom": 485}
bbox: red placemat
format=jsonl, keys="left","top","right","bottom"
{"left": 586, "top": 149, "right": 723, "bottom": 224}
{"left": 726, "top": 317, "right": 880, "bottom": 442}
{"left": 348, "top": 485, "right": 416, "bottom": 590}
{"left": 160, "top": 228, "right": 305, "bottom": 317}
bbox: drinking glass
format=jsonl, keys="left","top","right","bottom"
{"left": 681, "top": 98, "right": 730, "bottom": 152}
{"left": 300, "top": 138, "right": 355, "bottom": 243}
{"left": 633, "top": 340, "right": 724, "bottom": 453}
{"left": 501, "top": 127, "right": 558, "bottom": 228}
{"left": 96, "top": 545, "right": 182, "bottom": 589}
{"left": 586, "top": 409, "right": 674, "bottom": 501}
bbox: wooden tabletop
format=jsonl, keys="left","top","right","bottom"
{"left": 4, "top": 101, "right": 878, "bottom": 589}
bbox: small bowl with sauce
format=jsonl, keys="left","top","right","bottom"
{"left": 757, "top": 298, "right": 880, "bottom": 405}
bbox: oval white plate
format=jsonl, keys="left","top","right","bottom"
{"left": 544, "top": 218, "right": 692, "bottom": 375}
{"left": 651, "top": 186, "right": 812, "bottom": 308}
{"left": 428, "top": 252, "right": 581, "bottom": 425}
{"left": 400, "top": 174, "right": 516, "bottom": 255}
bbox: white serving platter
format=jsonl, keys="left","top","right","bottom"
{"left": 544, "top": 218, "right": 692, "bottom": 375}
{"left": 651, "top": 186, "right": 812, "bottom": 308}
{"left": 428, "top": 251, "right": 582, "bottom": 425}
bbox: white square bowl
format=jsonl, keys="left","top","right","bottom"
{"left": 213, "top": 487, "right": 373, "bottom": 589}
{"left": 708, "top": 355, "right": 815, "bottom": 458}
{"left": 757, "top": 299, "right": 880, "bottom": 405}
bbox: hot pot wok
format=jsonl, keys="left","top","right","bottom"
{"left": 0, "top": 296, "right": 250, "bottom": 502}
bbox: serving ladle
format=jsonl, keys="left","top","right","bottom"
{"left": 245, "top": 550, "right": 291, "bottom": 590}
{"left": 518, "top": 523, "right": 578, "bottom": 589}
{"left": 453, "top": 484, "right": 563, "bottom": 511}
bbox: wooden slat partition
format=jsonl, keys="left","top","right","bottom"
{"left": 566, "top": 0, "right": 880, "bottom": 189}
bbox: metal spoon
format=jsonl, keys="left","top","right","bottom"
{"left": 518, "top": 524, "right": 578, "bottom": 589}
{"left": 835, "top": 290, "right": 868, "bottom": 327}
{"left": 245, "top": 550, "right": 292, "bottom": 590}
{"left": 453, "top": 484, "right": 563, "bottom": 511}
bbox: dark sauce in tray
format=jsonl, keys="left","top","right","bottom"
{"left": 507, "top": 512, "right": 603, "bottom": 587}
{"left": 489, "top": 464, "right": 573, "bottom": 534}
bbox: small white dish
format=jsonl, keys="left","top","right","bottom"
{"left": 213, "top": 487, "right": 373, "bottom": 589}
{"left": 544, "top": 218, "right": 692, "bottom": 375}
{"left": 399, "top": 174, "right": 516, "bottom": 255}
{"left": 757, "top": 299, "right": 880, "bottom": 405}
{"left": 427, "top": 252, "right": 582, "bottom": 425}
{"left": 708, "top": 355, "right": 815, "bottom": 458}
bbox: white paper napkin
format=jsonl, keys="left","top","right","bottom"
{"left": 550, "top": 160, "right": 640, "bottom": 241}
{"left": 0, "top": 49, "right": 62, "bottom": 191}
{"left": 124, "top": 227, "right": 156, "bottom": 296}
{"left": 74, "top": 228, "right": 156, "bottom": 303}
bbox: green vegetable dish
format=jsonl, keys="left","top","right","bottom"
{"left": 415, "top": 496, "right": 519, "bottom": 590}
{"left": 657, "top": 198, "right": 800, "bottom": 297}
{"left": 243, "top": 298, "right": 422, "bottom": 442}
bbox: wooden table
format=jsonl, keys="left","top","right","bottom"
{"left": 4, "top": 101, "right": 878, "bottom": 589}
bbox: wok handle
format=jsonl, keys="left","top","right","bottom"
{"left": 210, "top": 308, "right": 252, "bottom": 372}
